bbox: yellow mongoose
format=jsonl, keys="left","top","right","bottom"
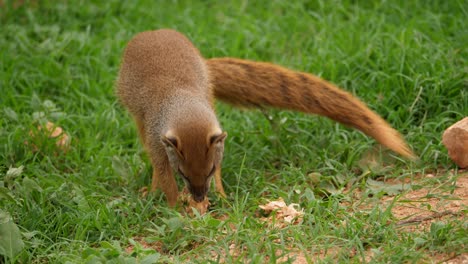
{"left": 117, "top": 29, "right": 415, "bottom": 207}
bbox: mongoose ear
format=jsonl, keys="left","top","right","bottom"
{"left": 210, "top": 132, "right": 227, "bottom": 164}
{"left": 209, "top": 131, "right": 227, "bottom": 146}
{"left": 162, "top": 131, "right": 181, "bottom": 151}
{"left": 162, "top": 132, "right": 184, "bottom": 161}
{"left": 162, "top": 135, "right": 179, "bottom": 149}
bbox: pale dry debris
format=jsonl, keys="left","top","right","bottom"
{"left": 27, "top": 121, "right": 71, "bottom": 153}
{"left": 259, "top": 198, "right": 304, "bottom": 227}
{"left": 187, "top": 196, "right": 210, "bottom": 215}
{"left": 180, "top": 187, "right": 210, "bottom": 215}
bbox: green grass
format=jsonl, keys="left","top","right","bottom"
{"left": 1, "top": 0, "right": 467, "bottom": 263}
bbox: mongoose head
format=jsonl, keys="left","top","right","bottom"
{"left": 162, "top": 127, "right": 227, "bottom": 202}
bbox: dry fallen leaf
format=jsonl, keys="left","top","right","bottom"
{"left": 187, "top": 198, "right": 210, "bottom": 215}
{"left": 259, "top": 198, "right": 304, "bottom": 227}
{"left": 139, "top": 186, "right": 149, "bottom": 198}
{"left": 180, "top": 187, "right": 210, "bottom": 216}
{"left": 27, "top": 121, "right": 71, "bottom": 153}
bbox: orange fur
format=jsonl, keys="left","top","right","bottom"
{"left": 117, "top": 29, "right": 416, "bottom": 207}
{"left": 207, "top": 58, "right": 416, "bottom": 159}
{"left": 117, "top": 29, "right": 226, "bottom": 207}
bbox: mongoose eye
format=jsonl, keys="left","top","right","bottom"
{"left": 208, "top": 165, "right": 216, "bottom": 177}
{"left": 178, "top": 168, "right": 190, "bottom": 183}
{"left": 204, "top": 165, "right": 216, "bottom": 185}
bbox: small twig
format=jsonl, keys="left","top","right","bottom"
{"left": 396, "top": 210, "right": 462, "bottom": 225}
{"left": 438, "top": 253, "right": 465, "bottom": 264}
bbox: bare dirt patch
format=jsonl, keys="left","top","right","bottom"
{"left": 125, "top": 236, "right": 164, "bottom": 255}
{"left": 344, "top": 170, "right": 466, "bottom": 227}
{"left": 384, "top": 171, "right": 467, "bottom": 230}
{"left": 342, "top": 170, "right": 468, "bottom": 263}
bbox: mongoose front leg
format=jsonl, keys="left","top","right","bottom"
{"left": 135, "top": 116, "right": 146, "bottom": 145}
{"left": 214, "top": 166, "right": 226, "bottom": 198}
{"left": 151, "top": 159, "right": 179, "bottom": 207}
{"left": 150, "top": 168, "right": 159, "bottom": 192}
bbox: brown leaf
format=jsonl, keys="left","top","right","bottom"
{"left": 27, "top": 121, "right": 71, "bottom": 153}
{"left": 259, "top": 198, "right": 304, "bottom": 227}
{"left": 180, "top": 187, "right": 210, "bottom": 216}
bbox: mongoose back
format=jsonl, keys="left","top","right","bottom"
{"left": 117, "top": 29, "right": 415, "bottom": 207}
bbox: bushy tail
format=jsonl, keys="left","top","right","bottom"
{"left": 207, "top": 58, "right": 416, "bottom": 159}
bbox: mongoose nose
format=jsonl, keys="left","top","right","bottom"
{"left": 192, "top": 193, "right": 206, "bottom": 203}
